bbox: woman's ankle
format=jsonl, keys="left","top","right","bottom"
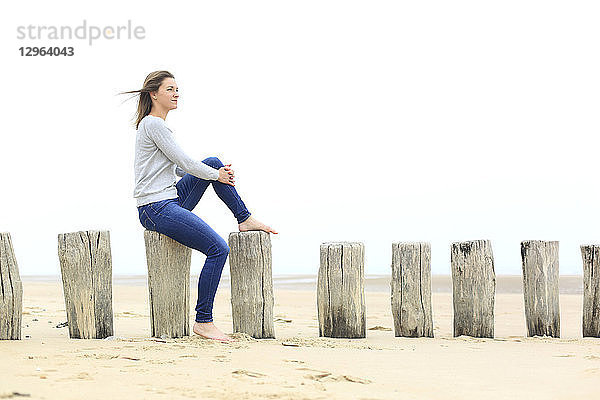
{"left": 238, "top": 214, "right": 252, "bottom": 224}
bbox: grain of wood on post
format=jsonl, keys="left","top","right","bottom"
{"left": 318, "top": 242, "right": 366, "bottom": 338}
{"left": 521, "top": 240, "right": 560, "bottom": 338}
{"left": 144, "top": 230, "right": 192, "bottom": 338}
{"left": 57, "top": 230, "right": 114, "bottom": 339}
{"left": 228, "top": 231, "right": 274, "bottom": 339}
{"left": 391, "top": 242, "right": 433, "bottom": 337}
{"left": 0, "top": 232, "right": 23, "bottom": 340}
{"left": 581, "top": 244, "right": 600, "bottom": 337}
{"left": 451, "top": 240, "right": 495, "bottom": 338}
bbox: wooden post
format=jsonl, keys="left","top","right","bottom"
{"left": 228, "top": 231, "right": 274, "bottom": 339}
{"left": 0, "top": 233, "right": 23, "bottom": 340}
{"left": 144, "top": 230, "right": 191, "bottom": 338}
{"left": 57, "top": 230, "right": 114, "bottom": 339}
{"left": 318, "top": 242, "right": 366, "bottom": 338}
{"left": 451, "top": 240, "right": 495, "bottom": 338}
{"left": 581, "top": 244, "right": 600, "bottom": 337}
{"left": 391, "top": 242, "right": 434, "bottom": 337}
{"left": 521, "top": 240, "right": 560, "bottom": 338}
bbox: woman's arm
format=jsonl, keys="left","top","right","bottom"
{"left": 146, "top": 118, "right": 219, "bottom": 181}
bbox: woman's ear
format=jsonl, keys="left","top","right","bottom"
{"left": 149, "top": 91, "right": 157, "bottom": 100}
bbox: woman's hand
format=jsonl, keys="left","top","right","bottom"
{"left": 218, "top": 164, "right": 235, "bottom": 186}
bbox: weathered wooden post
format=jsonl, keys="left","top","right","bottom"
{"left": 318, "top": 242, "right": 366, "bottom": 338}
{"left": 144, "top": 230, "right": 191, "bottom": 338}
{"left": 0, "top": 233, "right": 23, "bottom": 340}
{"left": 391, "top": 242, "right": 434, "bottom": 337}
{"left": 520, "top": 240, "right": 560, "bottom": 338}
{"left": 451, "top": 240, "right": 495, "bottom": 338}
{"left": 57, "top": 230, "right": 114, "bottom": 339}
{"left": 581, "top": 244, "right": 600, "bottom": 337}
{"left": 228, "top": 231, "right": 274, "bottom": 339}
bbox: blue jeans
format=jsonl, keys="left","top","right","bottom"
{"left": 137, "top": 157, "right": 251, "bottom": 323}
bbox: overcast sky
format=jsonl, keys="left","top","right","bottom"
{"left": 2, "top": 0, "right": 599, "bottom": 277}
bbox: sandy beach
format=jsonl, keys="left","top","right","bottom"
{"left": 1, "top": 275, "right": 599, "bottom": 399}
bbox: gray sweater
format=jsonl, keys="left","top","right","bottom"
{"left": 133, "top": 115, "right": 220, "bottom": 207}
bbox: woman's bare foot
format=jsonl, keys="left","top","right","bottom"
{"left": 239, "top": 216, "right": 278, "bottom": 234}
{"left": 193, "top": 321, "right": 236, "bottom": 343}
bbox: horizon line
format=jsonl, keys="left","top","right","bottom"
{"left": 19, "top": 273, "right": 585, "bottom": 277}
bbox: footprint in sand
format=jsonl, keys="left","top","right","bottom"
{"left": 57, "top": 372, "right": 94, "bottom": 381}
{"left": 80, "top": 353, "right": 121, "bottom": 360}
{"left": 298, "top": 368, "right": 372, "bottom": 384}
{"left": 454, "top": 336, "right": 488, "bottom": 343}
{"left": 0, "top": 391, "right": 31, "bottom": 398}
{"left": 178, "top": 354, "right": 199, "bottom": 359}
{"left": 227, "top": 332, "right": 257, "bottom": 342}
{"left": 147, "top": 359, "right": 175, "bottom": 365}
{"left": 303, "top": 371, "right": 333, "bottom": 381}
{"left": 232, "top": 369, "right": 266, "bottom": 378}
{"left": 116, "top": 311, "right": 146, "bottom": 318}
{"left": 280, "top": 336, "right": 375, "bottom": 349}
{"left": 76, "top": 372, "right": 94, "bottom": 380}
{"left": 339, "top": 375, "right": 372, "bottom": 384}
{"left": 26, "top": 355, "right": 48, "bottom": 360}
{"left": 368, "top": 326, "right": 392, "bottom": 331}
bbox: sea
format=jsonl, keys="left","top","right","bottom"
{"left": 20, "top": 274, "right": 585, "bottom": 294}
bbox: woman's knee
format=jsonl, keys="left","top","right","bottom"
{"left": 220, "top": 241, "right": 230, "bottom": 256}
{"left": 209, "top": 238, "right": 230, "bottom": 257}
{"left": 202, "top": 157, "right": 224, "bottom": 169}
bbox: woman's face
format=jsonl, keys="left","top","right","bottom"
{"left": 151, "top": 77, "right": 179, "bottom": 110}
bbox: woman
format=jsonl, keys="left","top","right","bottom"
{"left": 122, "top": 70, "right": 277, "bottom": 343}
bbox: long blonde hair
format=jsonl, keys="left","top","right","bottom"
{"left": 120, "top": 70, "right": 175, "bottom": 129}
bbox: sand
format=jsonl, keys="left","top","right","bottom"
{"left": 1, "top": 276, "right": 599, "bottom": 399}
